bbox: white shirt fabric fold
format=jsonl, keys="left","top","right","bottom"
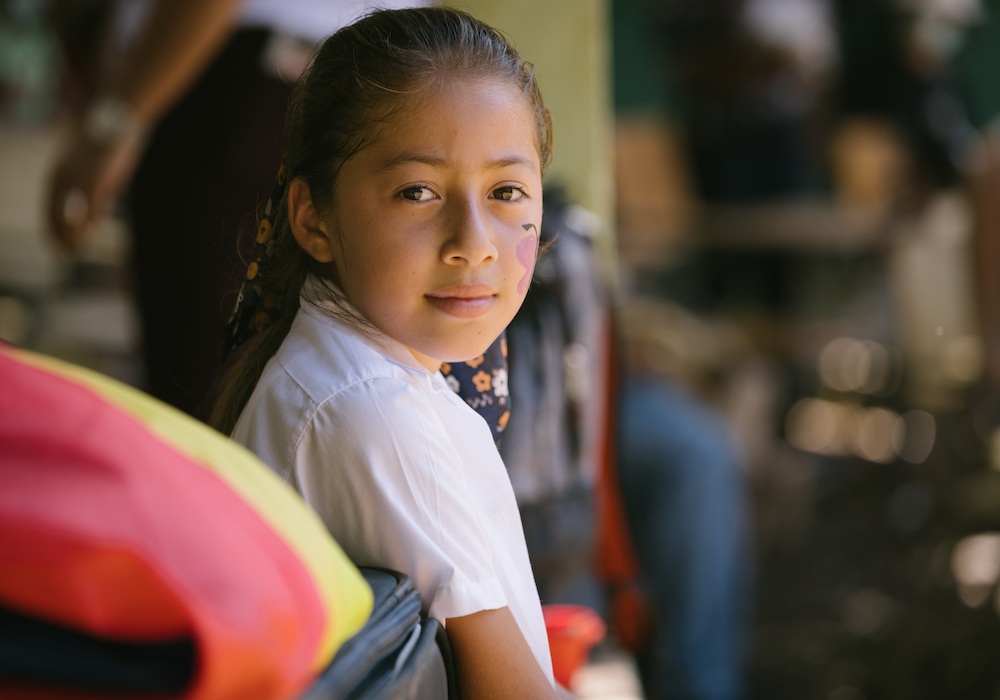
{"left": 232, "top": 296, "right": 554, "bottom": 685}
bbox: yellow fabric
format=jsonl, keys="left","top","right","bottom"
{"left": 7, "top": 347, "right": 372, "bottom": 668}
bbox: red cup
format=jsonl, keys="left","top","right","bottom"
{"left": 542, "top": 604, "right": 607, "bottom": 687}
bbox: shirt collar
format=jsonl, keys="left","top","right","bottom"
{"left": 300, "top": 276, "right": 433, "bottom": 375}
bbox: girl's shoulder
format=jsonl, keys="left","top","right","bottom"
{"left": 234, "top": 304, "right": 457, "bottom": 472}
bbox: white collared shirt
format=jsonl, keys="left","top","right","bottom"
{"left": 232, "top": 297, "right": 554, "bottom": 685}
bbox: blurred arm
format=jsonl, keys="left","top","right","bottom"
{"left": 48, "top": 0, "right": 242, "bottom": 252}
{"left": 104, "top": 0, "right": 242, "bottom": 125}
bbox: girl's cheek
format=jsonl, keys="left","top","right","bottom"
{"left": 515, "top": 225, "right": 538, "bottom": 296}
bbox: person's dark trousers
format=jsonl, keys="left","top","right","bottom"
{"left": 130, "top": 29, "right": 292, "bottom": 418}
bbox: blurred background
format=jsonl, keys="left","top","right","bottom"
{"left": 4, "top": 0, "right": 1000, "bottom": 698}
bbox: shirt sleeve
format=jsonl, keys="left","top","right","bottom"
{"left": 292, "top": 376, "right": 508, "bottom": 621}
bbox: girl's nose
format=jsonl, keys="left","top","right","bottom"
{"left": 440, "top": 197, "right": 498, "bottom": 266}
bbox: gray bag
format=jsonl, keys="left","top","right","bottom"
{"left": 300, "top": 568, "right": 455, "bottom": 700}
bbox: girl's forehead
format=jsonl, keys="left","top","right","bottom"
{"left": 362, "top": 78, "right": 540, "bottom": 166}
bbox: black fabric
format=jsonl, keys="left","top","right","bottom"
{"left": 302, "top": 568, "right": 448, "bottom": 700}
{"left": 0, "top": 604, "right": 194, "bottom": 694}
{"left": 130, "top": 28, "right": 292, "bottom": 417}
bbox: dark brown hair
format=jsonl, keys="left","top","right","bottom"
{"left": 210, "top": 7, "right": 553, "bottom": 434}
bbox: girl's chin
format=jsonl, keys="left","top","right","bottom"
{"left": 427, "top": 339, "right": 501, "bottom": 365}
{"left": 404, "top": 315, "right": 513, "bottom": 367}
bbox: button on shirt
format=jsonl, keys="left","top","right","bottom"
{"left": 232, "top": 297, "right": 554, "bottom": 685}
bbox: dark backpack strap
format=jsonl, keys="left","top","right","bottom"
{"left": 433, "top": 623, "right": 459, "bottom": 700}
{"left": 302, "top": 569, "right": 454, "bottom": 700}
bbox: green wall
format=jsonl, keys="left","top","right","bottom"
{"left": 444, "top": 0, "right": 615, "bottom": 256}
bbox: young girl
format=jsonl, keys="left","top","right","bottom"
{"left": 212, "top": 8, "right": 567, "bottom": 699}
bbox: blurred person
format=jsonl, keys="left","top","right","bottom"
{"left": 630, "top": 0, "right": 825, "bottom": 204}
{"left": 46, "top": 0, "right": 427, "bottom": 417}
{"left": 970, "top": 128, "right": 1000, "bottom": 393}
{"left": 615, "top": 300, "right": 753, "bottom": 700}
{"left": 617, "top": 381, "right": 750, "bottom": 700}
{"left": 829, "top": 0, "right": 970, "bottom": 218}
{"left": 611, "top": 2, "right": 754, "bottom": 699}
{"left": 947, "top": 0, "right": 1000, "bottom": 395}
{"left": 835, "top": 0, "right": 1000, "bottom": 394}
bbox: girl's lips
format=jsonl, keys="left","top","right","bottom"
{"left": 425, "top": 285, "right": 497, "bottom": 318}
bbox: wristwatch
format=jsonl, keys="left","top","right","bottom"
{"left": 82, "top": 95, "right": 146, "bottom": 146}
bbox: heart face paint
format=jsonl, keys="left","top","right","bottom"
{"left": 517, "top": 224, "right": 538, "bottom": 295}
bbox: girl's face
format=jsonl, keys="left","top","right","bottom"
{"left": 327, "top": 78, "right": 544, "bottom": 370}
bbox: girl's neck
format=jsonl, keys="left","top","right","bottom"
{"left": 406, "top": 347, "right": 443, "bottom": 374}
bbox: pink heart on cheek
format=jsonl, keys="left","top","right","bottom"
{"left": 516, "top": 234, "right": 538, "bottom": 295}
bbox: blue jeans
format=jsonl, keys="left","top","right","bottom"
{"left": 618, "top": 377, "right": 751, "bottom": 700}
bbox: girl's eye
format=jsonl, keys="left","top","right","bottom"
{"left": 492, "top": 186, "right": 526, "bottom": 202}
{"left": 400, "top": 186, "right": 434, "bottom": 202}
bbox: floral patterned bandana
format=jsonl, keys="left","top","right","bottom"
{"left": 222, "top": 162, "right": 289, "bottom": 360}
{"left": 445, "top": 332, "right": 510, "bottom": 444}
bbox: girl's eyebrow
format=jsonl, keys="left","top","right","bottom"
{"left": 377, "top": 153, "right": 446, "bottom": 171}
{"left": 376, "top": 153, "right": 537, "bottom": 173}
{"left": 487, "top": 155, "right": 537, "bottom": 173}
